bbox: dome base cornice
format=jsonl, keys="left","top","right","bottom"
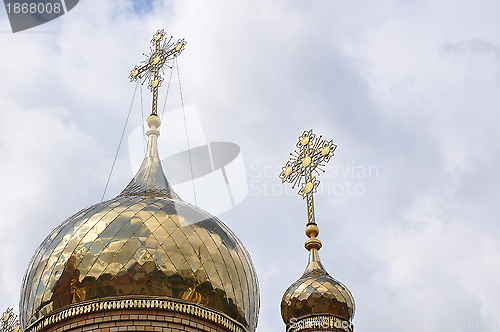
{"left": 24, "top": 295, "right": 248, "bottom": 332}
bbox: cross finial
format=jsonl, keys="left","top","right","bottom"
{"left": 279, "top": 129, "right": 336, "bottom": 227}
{"left": 129, "top": 30, "right": 186, "bottom": 115}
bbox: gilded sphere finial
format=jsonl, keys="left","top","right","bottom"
{"left": 147, "top": 114, "right": 161, "bottom": 129}
{"left": 305, "top": 223, "right": 319, "bottom": 238}
{"left": 305, "top": 223, "right": 321, "bottom": 250}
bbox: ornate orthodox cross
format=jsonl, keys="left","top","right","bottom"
{"left": 129, "top": 30, "right": 186, "bottom": 115}
{"left": 279, "top": 130, "right": 336, "bottom": 226}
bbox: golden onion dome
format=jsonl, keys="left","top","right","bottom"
{"left": 281, "top": 224, "right": 354, "bottom": 329}
{"left": 19, "top": 114, "right": 259, "bottom": 331}
{"left": 281, "top": 248, "right": 355, "bottom": 324}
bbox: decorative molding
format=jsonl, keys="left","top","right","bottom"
{"left": 24, "top": 296, "right": 247, "bottom": 332}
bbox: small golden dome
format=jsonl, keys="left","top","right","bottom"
{"left": 19, "top": 114, "right": 259, "bottom": 331}
{"left": 278, "top": 129, "right": 352, "bottom": 329}
{"left": 281, "top": 248, "right": 355, "bottom": 325}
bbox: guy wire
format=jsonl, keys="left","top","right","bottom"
{"left": 176, "top": 56, "right": 197, "bottom": 205}
{"left": 140, "top": 83, "right": 145, "bottom": 153}
{"left": 101, "top": 80, "right": 139, "bottom": 201}
{"left": 160, "top": 64, "right": 175, "bottom": 120}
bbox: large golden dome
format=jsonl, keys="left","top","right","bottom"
{"left": 19, "top": 115, "right": 259, "bottom": 331}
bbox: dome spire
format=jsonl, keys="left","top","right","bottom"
{"left": 303, "top": 223, "right": 325, "bottom": 271}
{"left": 279, "top": 130, "right": 355, "bottom": 331}
{"left": 119, "top": 114, "right": 179, "bottom": 198}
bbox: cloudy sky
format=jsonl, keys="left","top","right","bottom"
{"left": 1, "top": 0, "right": 500, "bottom": 331}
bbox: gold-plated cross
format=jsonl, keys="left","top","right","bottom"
{"left": 279, "top": 130, "right": 336, "bottom": 225}
{"left": 129, "top": 29, "right": 186, "bottom": 115}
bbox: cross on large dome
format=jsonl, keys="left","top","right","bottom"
{"left": 19, "top": 113, "right": 259, "bottom": 331}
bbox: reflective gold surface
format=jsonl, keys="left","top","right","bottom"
{"left": 281, "top": 249, "right": 354, "bottom": 324}
{"left": 304, "top": 224, "right": 318, "bottom": 238}
{"left": 301, "top": 156, "right": 311, "bottom": 168}
{"left": 20, "top": 115, "right": 259, "bottom": 331}
{"left": 304, "top": 238, "right": 321, "bottom": 251}
{"left": 21, "top": 194, "right": 260, "bottom": 329}
{"left": 20, "top": 196, "right": 258, "bottom": 330}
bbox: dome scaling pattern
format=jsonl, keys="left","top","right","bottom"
{"left": 19, "top": 115, "right": 259, "bottom": 331}
{"left": 281, "top": 249, "right": 354, "bottom": 324}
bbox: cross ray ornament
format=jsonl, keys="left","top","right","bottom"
{"left": 1, "top": 308, "right": 20, "bottom": 332}
{"left": 129, "top": 29, "right": 186, "bottom": 115}
{"left": 279, "top": 129, "right": 336, "bottom": 225}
